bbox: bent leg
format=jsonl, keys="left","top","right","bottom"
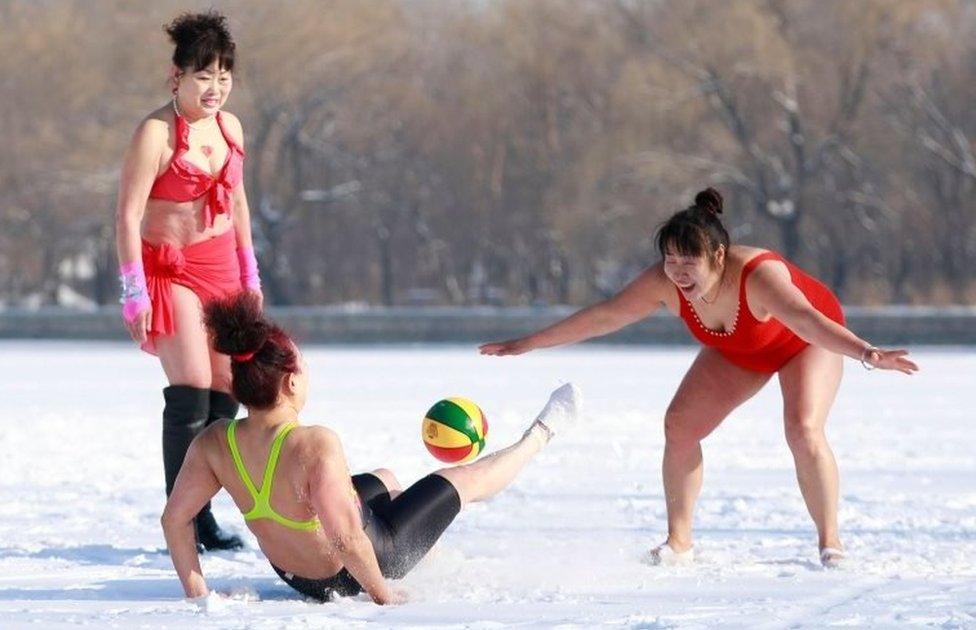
{"left": 369, "top": 475, "right": 462, "bottom": 579}
{"left": 663, "top": 348, "right": 772, "bottom": 551}
{"left": 432, "top": 383, "right": 579, "bottom": 506}
{"left": 351, "top": 469, "right": 403, "bottom": 515}
{"left": 367, "top": 468, "right": 403, "bottom": 500}
{"left": 369, "top": 430, "right": 545, "bottom": 577}
{"left": 778, "top": 345, "right": 844, "bottom": 552}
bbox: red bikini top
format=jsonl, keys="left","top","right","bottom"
{"left": 148, "top": 110, "right": 245, "bottom": 227}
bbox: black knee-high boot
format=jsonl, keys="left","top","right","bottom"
{"left": 162, "top": 385, "right": 243, "bottom": 552}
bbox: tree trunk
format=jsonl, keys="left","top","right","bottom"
{"left": 376, "top": 224, "right": 394, "bottom": 307}
{"left": 779, "top": 215, "right": 801, "bottom": 262}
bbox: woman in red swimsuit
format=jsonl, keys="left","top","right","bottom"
{"left": 114, "top": 11, "right": 261, "bottom": 550}
{"left": 481, "top": 188, "right": 918, "bottom": 568}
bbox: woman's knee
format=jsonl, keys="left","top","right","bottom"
{"left": 664, "top": 407, "right": 709, "bottom": 448}
{"left": 162, "top": 364, "right": 212, "bottom": 389}
{"left": 156, "top": 334, "right": 213, "bottom": 388}
{"left": 371, "top": 468, "right": 402, "bottom": 492}
{"left": 166, "top": 363, "right": 212, "bottom": 389}
{"left": 784, "top": 415, "right": 827, "bottom": 456}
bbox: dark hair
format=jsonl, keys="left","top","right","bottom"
{"left": 164, "top": 11, "right": 235, "bottom": 73}
{"left": 204, "top": 292, "right": 299, "bottom": 409}
{"left": 655, "top": 187, "right": 730, "bottom": 262}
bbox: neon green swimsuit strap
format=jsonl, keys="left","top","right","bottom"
{"left": 227, "top": 419, "right": 260, "bottom": 498}
{"left": 258, "top": 423, "right": 321, "bottom": 531}
{"left": 226, "top": 420, "right": 320, "bottom": 532}
{"left": 259, "top": 422, "right": 297, "bottom": 500}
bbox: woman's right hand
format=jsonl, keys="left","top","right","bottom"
{"left": 375, "top": 587, "right": 409, "bottom": 606}
{"left": 479, "top": 337, "right": 531, "bottom": 356}
{"left": 125, "top": 305, "right": 152, "bottom": 345}
{"left": 187, "top": 590, "right": 227, "bottom": 613}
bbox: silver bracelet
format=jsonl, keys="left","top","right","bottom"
{"left": 119, "top": 273, "right": 147, "bottom": 303}
{"left": 859, "top": 345, "right": 879, "bottom": 371}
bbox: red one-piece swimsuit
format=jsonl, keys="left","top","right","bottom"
{"left": 676, "top": 251, "right": 845, "bottom": 373}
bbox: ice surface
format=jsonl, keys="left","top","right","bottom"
{"left": 0, "top": 341, "right": 973, "bottom": 628}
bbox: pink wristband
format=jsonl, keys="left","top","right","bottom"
{"left": 119, "top": 261, "right": 150, "bottom": 324}
{"left": 237, "top": 247, "right": 261, "bottom": 292}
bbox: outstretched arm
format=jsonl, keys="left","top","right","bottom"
{"left": 480, "top": 265, "right": 670, "bottom": 356}
{"left": 749, "top": 262, "right": 918, "bottom": 374}
{"left": 307, "top": 429, "right": 400, "bottom": 605}
{"left": 161, "top": 436, "right": 221, "bottom": 599}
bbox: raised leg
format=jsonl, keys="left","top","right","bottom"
{"left": 434, "top": 383, "right": 581, "bottom": 506}
{"left": 370, "top": 385, "right": 581, "bottom": 579}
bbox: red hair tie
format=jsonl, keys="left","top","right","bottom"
{"left": 231, "top": 351, "right": 256, "bottom": 363}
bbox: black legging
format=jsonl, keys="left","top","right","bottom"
{"left": 273, "top": 472, "right": 461, "bottom": 601}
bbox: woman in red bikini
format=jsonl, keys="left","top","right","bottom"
{"left": 115, "top": 11, "right": 261, "bottom": 550}
{"left": 481, "top": 188, "right": 918, "bottom": 568}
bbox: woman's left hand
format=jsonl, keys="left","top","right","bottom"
{"left": 866, "top": 348, "right": 919, "bottom": 374}
{"left": 479, "top": 338, "right": 530, "bottom": 356}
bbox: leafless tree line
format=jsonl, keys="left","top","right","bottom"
{"left": 1, "top": 0, "right": 973, "bottom": 307}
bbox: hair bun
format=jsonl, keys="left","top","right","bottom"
{"left": 694, "top": 187, "right": 723, "bottom": 215}
{"left": 165, "top": 11, "right": 231, "bottom": 47}
{"left": 204, "top": 292, "right": 269, "bottom": 357}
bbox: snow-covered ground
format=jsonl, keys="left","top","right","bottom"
{"left": 0, "top": 341, "right": 973, "bottom": 629}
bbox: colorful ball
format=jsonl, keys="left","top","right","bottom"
{"left": 422, "top": 397, "right": 489, "bottom": 464}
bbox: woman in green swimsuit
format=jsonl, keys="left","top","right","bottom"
{"left": 162, "top": 292, "right": 582, "bottom": 605}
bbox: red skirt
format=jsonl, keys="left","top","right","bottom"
{"left": 141, "top": 229, "right": 242, "bottom": 355}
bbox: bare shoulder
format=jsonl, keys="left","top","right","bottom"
{"left": 196, "top": 419, "right": 230, "bottom": 447}
{"left": 729, "top": 245, "right": 769, "bottom": 263}
{"left": 219, "top": 110, "right": 245, "bottom": 146}
{"left": 729, "top": 246, "right": 783, "bottom": 278}
{"left": 220, "top": 110, "right": 243, "bottom": 127}
{"left": 296, "top": 426, "right": 347, "bottom": 484}
{"left": 297, "top": 425, "right": 343, "bottom": 457}
{"left": 127, "top": 108, "right": 172, "bottom": 153}
{"left": 142, "top": 105, "right": 175, "bottom": 135}
{"left": 753, "top": 258, "right": 790, "bottom": 277}
{"left": 745, "top": 253, "right": 794, "bottom": 303}
{"left": 736, "top": 250, "right": 799, "bottom": 319}
{"left": 183, "top": 420, "right": 228, "bottom": 468}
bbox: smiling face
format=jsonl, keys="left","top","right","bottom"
{"left": 655, "top": 202, "right": 731, "bottom": 302}
{"left": 663, "top": 245, "right": 725, "bottom": 302}
{"left": 172, "top": 59, "right": 232, "bottom": 118}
